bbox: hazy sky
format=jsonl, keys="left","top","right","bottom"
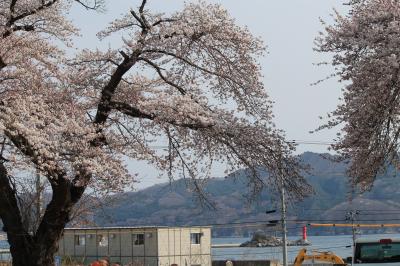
{"left": 69, "top": 0, "right": 349, "bottom": 188}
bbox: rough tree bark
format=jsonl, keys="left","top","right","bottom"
{"left": 0, "top": 161, "right": 86, "bottom": 266}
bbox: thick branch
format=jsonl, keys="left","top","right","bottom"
{"left": 6, "top": 0, "right": 58, "bottom": 26}
{"left": 0, "top": 162, "right": 33, "bottom": 262}
{"left": 0, "top": 163, "right": 25, "bottom": 233}
{"left": 110, "top": 101, "right": 214, "bottom": 130}
{"left": 9, "top": 0, "right": 17, "bottom": 14}
{"left": 138, "top": 0, "right": 149, "bottom": 28}
{"left": 10, "top": 24, "right": 35, "bottom": 33}
{"left": 94, "top": 50, "right": 141, "bottom": 125}
{"left": 3, "top": 0, "right": 58, "bottom": 38}
{"left": 35, "top": 177, "right": 85, "bottom": 241}
{"left": 110, "top": 101, "right": 153, "bottom": 119}
{"left": 3, "top": 129, "right": 89, "bottom": 263}
{"left": 139, "top": 0, "right": 147, "bottom": 13}
{"left": 129, "top": 0, "right": 149, "bottom": 31}
{"left": 130, "top": 10, "right": 147, "bottom": 30}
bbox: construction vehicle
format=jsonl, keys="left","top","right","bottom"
{"left": 293, "top": 248, "right": 347, "bottom": 266}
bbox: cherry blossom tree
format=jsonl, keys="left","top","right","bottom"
{"left": 0, "top": 0, "right": 309, "bottom": 265}
{"left": 316, "top": 0, "right": 400, "bottom": 190}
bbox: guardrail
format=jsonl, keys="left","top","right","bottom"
{"left": 212, "top": 243, "right": 241, "bottom": 248}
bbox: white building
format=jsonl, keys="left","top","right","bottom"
{"left": 57, "top": 226, "right": 212, "bottom": 266}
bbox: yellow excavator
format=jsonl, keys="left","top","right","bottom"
{"left": 293, "top": 248, "right": 347, "bottom": 266}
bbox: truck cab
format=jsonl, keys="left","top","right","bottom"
{"left": 354, "top": 238, "right": 400, "bottom": 265}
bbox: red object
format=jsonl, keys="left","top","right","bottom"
{"left": 380, "top": 239, "right": 392, "bottom": 244}
{"left": 302, "top": 226, "right": 307, "bottom": 241}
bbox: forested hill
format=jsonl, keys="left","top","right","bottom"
{"left": 94, "top": 152, "right": 400, "bottom": 236}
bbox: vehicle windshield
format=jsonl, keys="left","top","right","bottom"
{"left": 355, "top": 242, "right": 400, "bottom": 263}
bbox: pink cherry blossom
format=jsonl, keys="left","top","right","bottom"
{"left": 0, "top": 1, "right": 308, "bottom": 265}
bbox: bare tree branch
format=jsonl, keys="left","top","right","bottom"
{"left": 74, "top": 0, "right": 103, "bottom": 10}
{"left": 166, "top": 132, "right": 216, "bottom": 209}
{"left": 152, "top": 18, "right": 177, "bottom": 27}
{"left": 142, "top": 49, "right": 244, "bottom": 87}
{"left": 130, "top": 10, "right": 147, "bottom": 30}
{"left": 138, "top": 57, "right": 186, "bottom": 95}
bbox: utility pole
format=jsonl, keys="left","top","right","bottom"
{"left": 277, "top": 142, "right": 288, "bottom": 266}
{"left": 280, "top": 180, "right": 288, "bottom": 266}
{"left": 346, "top": 210, "right": 359, "bottom": 266}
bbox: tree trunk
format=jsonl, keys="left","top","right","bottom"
{"left": 0, "top": 162, "right": 86, "bottom": 266}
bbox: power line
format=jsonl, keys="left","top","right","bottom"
{"left": 213, "top": 246, "right": 351, "bottom": 258}
{"left": 289, "top": 140, "right": 337, "bottom": 146}
{"left": 201, "top": 216, "right": 400, "bottom": 226}
{"left": 146, "top": 139, "right": 339, "bottom": 149}
{"left": 175, "top": 217, "right": 400, "bottom": 230}
{"left": 298, "top": 209, "right": 400, "bottom": 213}
{"left": 212, "top": 245, "right": 351, "bottom": 258}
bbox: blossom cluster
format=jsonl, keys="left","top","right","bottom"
{"left": 316, "top": 0, "right": 400, "bottom": 189}
{"left": 0, "top": 0, "right": 308, "bottom": 201}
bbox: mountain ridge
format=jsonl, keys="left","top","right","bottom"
{"left": 92, "top": 152, "right": 400, "bottom": 236}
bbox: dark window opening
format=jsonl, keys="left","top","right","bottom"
{"left": 190, "top": 233, "right": 201, "bottom": 245}
{"left": 133, "top": 233, "right": 144, "bottom": 245}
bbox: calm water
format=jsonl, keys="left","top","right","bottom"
{"left": 212, "top": 234, "right": 400, "bottom": 263}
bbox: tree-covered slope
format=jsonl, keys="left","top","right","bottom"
{"left": 94, "top": 152, "right": 400, "bottom": 236}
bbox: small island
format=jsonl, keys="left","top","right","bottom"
{"left": 240, "top": 230, "right": 311, "bottom": 247}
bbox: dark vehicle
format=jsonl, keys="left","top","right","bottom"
{"left": 354, "top": 238, "right": 400, "bottom": 265}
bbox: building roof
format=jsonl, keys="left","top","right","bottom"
{"left": 65, "top": 225, "right": 211, "bottom": 231}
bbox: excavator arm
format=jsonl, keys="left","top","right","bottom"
{"left": 294, "top": 248, "right": 347, "bottom": 266}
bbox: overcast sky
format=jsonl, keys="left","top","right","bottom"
{"left": 69, "top": 0, "right": 349, "bottom": 188}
